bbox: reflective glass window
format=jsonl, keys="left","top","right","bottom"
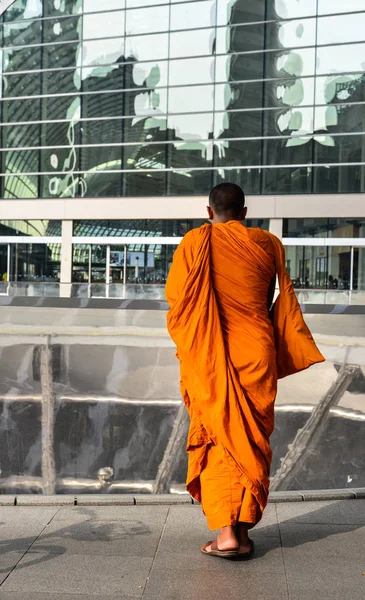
{"left": 8, "top": 243, "right": 61, "bottom": 283}
{"left": 167, "top": 169, "right": 213, "bottom": 195}
{"left": 314, "top": 134, "right": 365, "bottom": 164}
{"left": 83, "top": 0, "right": 124, "bottom": 12}
{"left": 168, "top": 141, "right": 213, "bottom": 169}
{"left": 216, "top": 23, "right": 265, "bottom": 53}
{"left": 44, "top": 0, "right": 77, "bottom": 17}
{"left": 214, "top": 109, "right": 261, "bottom": 138}
{"left": 43, "top": 15, "right": 80, "bottom": 43}
{"left": 0, "top": 220, "right": 61, "bottom": 236}
{"left": 3, "top": 124, "right": 39, "bottom": 148}
{"left": 169, "top": 57, "right": 214, "bottom": 86}
{"left": 3, "top": 18, "right": 41, "bottom": 46}
{"left": 125, "top": 33, "right": 169, "bottom": 61}
{"left": 3, "top": 0, "right": 42, "bottom": 21}
{"left": 265, "top": 77, "right": 315, "bottom": 109}
{"left": 215, "top": 81, "right": 264, "bottom": 111}
{"left": 217, "top": 51, "right": 264, "bottom": 81}
{"left": 214, "top": 139, "right": 261, "bottom": 167}
{"left": 72, "top": 244, "right": 89, "bottom": 283}
{"left": 313, "top": 164, "right": 364, "bottom": 194}
{"left": 267, "top": 0, "right": 317, "bottom": 20}
{"left": 317, "top": 13, "right": 365, "bottom": 45}
{"left": 316, "top": 43, "right": 365, "bottom": 76}
{"left": 126, "top": 6, "right": 169, "bottom": 35}
{"left": 124, "top": 143, "right": 167, "bottom": 169}
{"left": 42, "top": 42, "right": 80, "bottom": 69}
{"left": 123, "top": 116, "right": 168, "bottom": 144}
{"left": 81, "top": 172, "right": 122, "bottom": 197}
{"left": 214, "top": 167, "right": 261, "bottom": 194}
{"left": 82, "top": 38, "right": 125, "bottom": 67}
{"left": 263, "top": 136, "right": 312, "bottom": 166}
{"left": 217, "top": 0, "right": 266, "bottom": 25}
{"left": 168, "top": 85, "right": 214, "bottom": 113}
{"left": 169, "top": 29, "right": 215, "bottom": 58}
{"left": 4, "top": 46, "right": 41, "bottom": 72}
{"left": 3, "top": 72, "right": 41, "bottom": 98}
{"left": 315, "top": 75, "right": 365, "bottom": 105}
{"left": 83, "top": 10, "right": 125, "bottom": 40}
{"left": 263, "top": 166, "right": 312, "bottom": 194}
{"left": 170, "top": 1, "right": 216, "bottom": 31}
{"left": 124, "top": 171, "right": 166, "bottom": 196}
{"left": 284, "top": 245, "right": 352, "bottom": 290}
{"left": 265, "top": 48, "right": 316, "bottom": 79}
{"left": 283, "top": 218, "right": 365, "bottom": 238}
{"left": 314, "top": 104, "right": 365, "bottom": 133}
{"left": 318, "top": 0, "right": 365, "bottom": 15}
{"left": 264, "top": 107, "right": 315, "bottom": 137}
{"left": 2, "top": 98, "right": 41, "bottom": 123}
{"left": 168, "top": 111, "right": 214, "bottom": 142}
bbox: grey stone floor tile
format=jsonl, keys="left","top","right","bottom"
{"left": 0, "top": 508, "right": 59, "bottom": 553}
{"left": 76, "top": 495, "right": 134, "bottom": 506}
{"left": 1, "top": 553, "right": 152, "bottom": 597}
{"left": 0, "top": 552, "right": 24, "bottom": 585}
{"left": 53, "top": 505, "right": 168, "bottom": 523}
{"left": 134, "top": 494, "right": 192, "bottom": 505}
{"left": 28, "top": 512, "right": 167, "bottom": 557}
{"left": 16, "top": 496, "right": 76, "bottom": 506}
{"left": 280, "top": 522, "right": 365, "bottom": 556}
{"left": 0, "top": 507, "right": 59, "bottom": 523}
{"left": 0, "top": 593, "right": 136, "bottom": 600}
{"left": 284, "top": 553, "right": 365, "bottom": 600}
{"left": 0, "top": 497, "right": 15, "bottom": 506}
{"left": 155, "top": 505, "right": 282, "bottom": 573}
{"left": 276, "top": 499, "right": 365, "bottom": 525}
{"left": 143, "top": 567, "right": 289, "bottom": 600}
{"left": 154, "top": 535, "right": 284, "bottom": 574}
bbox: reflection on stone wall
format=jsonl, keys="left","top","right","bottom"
{"left": 0, "top": 307, "right": 364, "bottom": 495}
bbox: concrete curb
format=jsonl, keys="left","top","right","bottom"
{"left": 1, "top": 489, "right": 364, "bottom": 506}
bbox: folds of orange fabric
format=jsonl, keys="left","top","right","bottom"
{"left": 165, "top": 222, "right": 325, "bottom": 515}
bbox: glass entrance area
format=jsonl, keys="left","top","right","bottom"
{"left": 0, "top": 245, "right": 9, "bottom": 294}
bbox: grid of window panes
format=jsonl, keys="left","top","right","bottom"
{"left": 2, "top": 0, "right": 365, "bottom": 198}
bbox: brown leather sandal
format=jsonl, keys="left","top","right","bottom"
{"left": 201, "top": 539, "right": 239, "bottom": 558}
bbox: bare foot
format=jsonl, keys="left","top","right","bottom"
{"left": 236, "top": 523, "right": 252, "bottom": 554}
{"left": 206, "top": 526, "right": 239, "bottom": 552}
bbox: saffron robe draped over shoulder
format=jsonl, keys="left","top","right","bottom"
{"left": 165, "top": 222, "right": 324, "bottom": 523}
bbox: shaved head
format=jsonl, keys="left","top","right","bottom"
{"left": 209, "top": 183, "right": 245, "bottom": 219}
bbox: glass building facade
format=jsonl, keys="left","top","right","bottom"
{"left": 2, "top": 0, "right": 365, "bottom": 197}
{"left": 0, "top": 0, "right": 364, "bottom": 297}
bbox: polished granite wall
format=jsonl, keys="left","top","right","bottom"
{"left": 0, "top": 305, "right": 364, "bottom": 495}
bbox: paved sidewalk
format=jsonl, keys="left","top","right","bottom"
{"left": 0, "top": 498, "right": 365, "bottom": 600}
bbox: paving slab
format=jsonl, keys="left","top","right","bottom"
{"left": 0, "top": 507, "right": 60, "bottom": 553}
{"left": 29, "top": 506, "right": 169, "bottom": 557}
{"left": 0, "top": 552, "right": 24, "bottom": 586}
{"left": 76, "top": 494, "right": 134, "bottom": 506}
{"left": 0, "top": 594, "right": 130, "bottom": 600}
{"left": 16, "top": 496, "right": 76, "bottom": 506}
{"left": 142, "top": 567, "right": 289, "bottom": 600}
{"left": 134, "top": 494, "right": 192, "bottom": 505}
{"left": 52, "top": 505, "right": 168, "bottom": 523}
{"left": 300, "top": 489, "right": 356, "bottom": 501}
{"left": 1, "top": 553, "right": 152, "bottom": 597}
{"left": 276, "top": 499, "right": 365, "bottom": 525}
{"left": 281, "top": 528, "right": 365, "bottom": 600}
{"left": 0, "top": 497, "right": 15, "bottom": 506}
{"left": 152, "top": 505, "right": 283, "bottom": 575}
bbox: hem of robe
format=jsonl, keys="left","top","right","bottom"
{"left": 186, "top": 444, "right": 267, "bottom": 528}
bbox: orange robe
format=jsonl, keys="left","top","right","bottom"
{"left": 166, "top": 222, "right": 324, "bottom": 530}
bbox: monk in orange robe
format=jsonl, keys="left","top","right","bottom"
{"left": 165, "top": 183, "right": 324, "bottom": 559}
